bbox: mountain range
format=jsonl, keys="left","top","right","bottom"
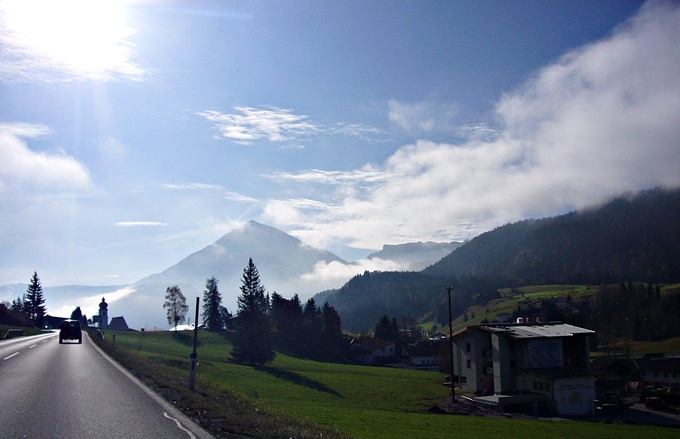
{"left": 3, "top": 187, "right": 678, "bottom": 332}
{"left": 1, "top": 221, "right": 459, "bottom": 329}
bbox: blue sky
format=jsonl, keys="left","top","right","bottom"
{"left": 2, "top": 0, "right": 679, "bottom": 299}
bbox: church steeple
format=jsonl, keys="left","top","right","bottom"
{"left": 98, "top": 297, "right": 109, "bottom": 330}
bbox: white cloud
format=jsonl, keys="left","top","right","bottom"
{"left": 99, "top": 136, "right": 127, "bottom": 160}
{"left": 51, "top": 286, "right": 136, "bottom": 321}
{"left": 199, "top": 106, "right": 387, "bottom": 145}
{"left": 164, "top": 183, "right": 225, "bottom": 191}
{"left": 198, "top": 106, "right": 320, "bottom": 145}
{"left": 116, "top": 222, "right": 167, "bottom": 227}
{"left": 388, "top": 99, "right": 461, "bottom": 136}
{"left": 0, "top": 123, "right": 92, "bottom": 191}
{"left": 163, "top": 182, "right": 258, "bottom": 203}
{"left": 330, "top": 123, "right": 388, "bottom": 142}
{"left": 299, "top": 258, "right": 410, "bottom": 291}
{"left": 264, "top": 1, "right": 680, "bottom": 251}
{"left": 266, "top": 166, "right": 392, "bottom": 185}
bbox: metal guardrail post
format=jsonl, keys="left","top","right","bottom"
{"left": 3, "top": 329, "right": 24, "bottom": 339}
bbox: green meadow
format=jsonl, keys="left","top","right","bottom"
{"left": 95, "top": 330, "right": 673, "bottom": 439}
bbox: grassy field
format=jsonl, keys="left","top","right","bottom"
{"left": 94, "top": 329, "right": 674, "bottom": 439}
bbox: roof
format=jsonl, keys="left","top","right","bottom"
{"left": 590, "top": 357, "right": 639, "bottom": 373}
{"left": 453, "top": 322, "right": 594, "bottom": 341}
{"left": 405, "top": 339, "right": 445, "bottom": 357}
{"left": 351, "top": 338, "right": 395, "bottom": 353}
{"left": 108, "top": 316, "right": 129, "bottom": 331}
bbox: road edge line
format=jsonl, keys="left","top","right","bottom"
{"left": 86, "top": 332, "right": 215, "bottom": 439}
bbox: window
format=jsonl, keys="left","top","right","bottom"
{"left": 466, "top": 359, "right": 471, "bottom": 369}
{"left": 533, "top": 380, "right": 551, "bottom": 393}
{"left": 466, "top": 343, "right": 471, "bottom": 352}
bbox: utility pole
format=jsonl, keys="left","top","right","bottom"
{"left": 189, "top": 296, "right": 199, "bottom": 391}
{"left": 446, "top": 285, "right": 455, "bottom": 402}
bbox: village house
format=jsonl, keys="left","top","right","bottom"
{"left": 638, "top": 354, "right": 680, "bottom": 389}
{"left": 404, "top": 339, "right": 445, "bottom": 371}
{"left": 350, "top": 338, "right": 397, "bottom": 365}
{"left": 452, "top": 321, "right": 595, "bottom": 416}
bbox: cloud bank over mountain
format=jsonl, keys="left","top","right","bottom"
{"left": 261, "top": 1, "right": 680, "bottom": 253}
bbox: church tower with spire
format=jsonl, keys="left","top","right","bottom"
{"left": 98, "top": 297, "right": 109, "bottom": 330}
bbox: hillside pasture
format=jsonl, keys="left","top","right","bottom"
{"left": 97, "top": 330, "right": 673, "bottom": 439}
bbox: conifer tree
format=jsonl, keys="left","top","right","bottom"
{"left": 10, "top": 296, "right": 24, "bottom": 313}
{"left": 70, "top": 306, "right": 88, "bottom": 327}
{"left": 321, "top": 301, "right": 344, "bottom": 352}
{"left": 24, "top": 272, "right": 46, "bottom": 327}
{"left": 231, "top": 258, "right": 274, "bottom": 365}
{"left": 202, "top": 277, "right": 223, "bottom": 330}
{"left": 374, "top": 315, "right": 398, "bottom": 340}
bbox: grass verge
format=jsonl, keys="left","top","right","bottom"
{"left": 90, "top": 329, "right": 350, "bottom": 438}
{"left": 91, "top": 329, "right": 674, "bottom": 439}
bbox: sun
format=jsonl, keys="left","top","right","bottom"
{"left": 0, "top": 0, "right": 143, "bottom": 80}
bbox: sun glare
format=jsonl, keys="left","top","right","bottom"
{"left": 1, "top": 0, "right": 142, "bottom": 80}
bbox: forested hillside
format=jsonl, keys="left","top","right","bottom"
{"left": 328, "top": 187, "right": 680, "bottom": 333}
{"left": 425, "top": 187, "right": 680, "bottom": 285}
{"left": 324, "top": 271, "right": 446, "bottom": 333}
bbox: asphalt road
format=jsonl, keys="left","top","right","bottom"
{"left": 0, "top": 331, "right": 214, "bottom": 439}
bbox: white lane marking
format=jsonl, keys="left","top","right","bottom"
{"left": 3, "top": 352, "right": 20, "bottom": 360}
{"left": 29, "top": 344, "right": 37, "bottom": 349}
{"left": 163, "top": 412, "right": 196, "bottom": 439}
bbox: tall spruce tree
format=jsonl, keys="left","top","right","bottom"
{"left": 231, "top": 258, "right": 274, "bottom": 365}
{"left": 24, "top": 272, "right": 46, "bottom": 328}
{"left": 374, "top": 315, "right": 398, "bottom": 340}
{"left": 202, "top": 277, "right": 223, "bottom": 330}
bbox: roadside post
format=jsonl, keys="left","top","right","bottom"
{"left": 446, "top": 285, "right": 455, "bottom": 403}
{"left": 189, "top": 296, "right": 199, "bottom": 391}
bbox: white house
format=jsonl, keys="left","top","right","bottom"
{"left": 638, "top": 354, "right": 680, "bottom": 389}
{"left": 405, "top": 339, "right": 445, "bottom": 371}
{"left": 452, "top": 321, "right": 596, "bottom": 416}
{"left": 350, "top": 339, "right": 397, "bottom": 365}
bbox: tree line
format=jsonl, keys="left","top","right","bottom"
{"left": 4, "top": 271, "right": 47, "bottom": 328}
{"left": 162, "top": 258, "right": 346, "bottom": 366}
{"left": 509, "top": 282, "right": 680, "bottom": 345}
